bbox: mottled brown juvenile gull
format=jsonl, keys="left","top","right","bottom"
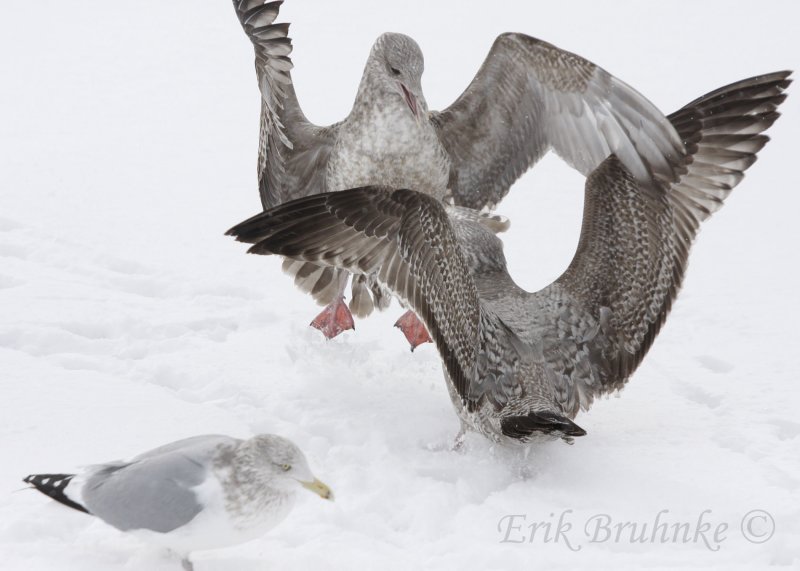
{"left": 228, "top": 72, "right": 790, "bottom": 444}
{"left": 24, "top": 434, "right": 332, "bottom": 570}
{"left": 231, "top": 0, "right": 689, "bottom": 345}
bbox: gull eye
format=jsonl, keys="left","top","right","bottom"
{"left": 281, "top": 464, "right": 292, "bottom": 472}
{"left": 390, "top": 66, "right": 401, "bottom": 76}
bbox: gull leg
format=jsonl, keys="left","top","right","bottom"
{"left": 181, "top": 557, "right": 194, "bottom": 571}
{"left": 394, "top": 310, "right": 432, "bottom": 351}
{"left": 310, "top": 297, "right": 355, "bottom": 339}
{"left": 451, "top": 426, "right": 467, "bottom": 452}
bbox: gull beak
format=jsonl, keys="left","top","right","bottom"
{"left": 301, "top": 478, "right": 334, "bottom": 501}
{"left": 400, "top": 83, "right": 420, "bottom": 119}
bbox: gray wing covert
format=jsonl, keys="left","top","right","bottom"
{"left": 81, "top": 436, "right": 238, "bottom": 533}
{"left": 430, "top": 33, "right": 685, "bottom": 211}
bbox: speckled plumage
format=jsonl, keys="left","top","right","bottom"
{"left": 229, "top": 71, "right": 790, "bottom": 444}
{"left": 231, "top": 0, "right": 692, "bottom": 317}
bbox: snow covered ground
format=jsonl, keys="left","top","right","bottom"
{"left": 1, "top": 1, "right": 798, "bottom": 569}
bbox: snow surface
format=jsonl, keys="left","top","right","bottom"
{"left": 1, "top": 1, "right": 799, "bottom": 569}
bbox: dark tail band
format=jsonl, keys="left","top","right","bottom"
{"left": 501, "top": 411, "right": 587, "bottom": 443}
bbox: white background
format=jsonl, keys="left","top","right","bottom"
{"left": 1, "top": 1, "right": 798, "bottom": 569}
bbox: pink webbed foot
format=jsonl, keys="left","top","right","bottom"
{"left": 394, "top": 310, "right": 433, "bottom": 351}
{"left": 310, "top": 297, "right": 355, "bottom": 339}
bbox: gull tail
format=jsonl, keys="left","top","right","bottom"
{"left": 23, "top": 473, "right": 90, "bottom": 514}
{"left": 500, "top": 411, "right": 587, "bottom": 444}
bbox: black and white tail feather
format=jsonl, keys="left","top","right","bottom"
{"left": 23, "top": 474, "right": 89, "bottom": 514}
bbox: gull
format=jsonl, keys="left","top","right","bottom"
{"left": 230, "top": 0, "right": 689, "bottom": 347}
{"left": 23, "top": 434, "right": 332, "bottom": 570}
{"left": 228, "top": 72, "right": 790, "bottom": 444}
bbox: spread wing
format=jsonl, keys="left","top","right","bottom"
{"left": 530, "top": 71, "right": 790, "bottom": 416}
{"left": 430, "top": 33, "right": 686, "bottom": 210}
{"left": 233, "top": 0, "right": 338, "bottom": 209}
{"left": 227, "top": 188, "right": 529, "bottom": 412}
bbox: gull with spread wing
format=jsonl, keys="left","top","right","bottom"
{"left": 231, "top": 0, "right": 691, "bottom": 347}
{"left": 229, "top": 72, "right": 790, "bottom": 444}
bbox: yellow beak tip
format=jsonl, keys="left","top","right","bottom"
{"left": 301, "top": 478, "right": 334, "bottom": 501}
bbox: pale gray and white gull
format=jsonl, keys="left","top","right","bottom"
{"left": 23, "top": 434, "right": 332, "bottom": 570}
{"left": 230, "top": 0, "right": 692, "bottom": 346}
{"left": 228, "top": 72, "right": 790, "bottom": 444}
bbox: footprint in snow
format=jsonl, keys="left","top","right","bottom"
{"left": 0, "top": 273, "right": 23, "bottom": 289}
{"left": 0, "top": 216, "right": 23, "bottom": 231}
{"left": 695, "top": 354, "right": 735, "bottom": 374}
{"left": 770, "top": 419, "right": 800, "bottom": 440}
{"left": 676, "top": 382, "right": 724, "bottom": 409}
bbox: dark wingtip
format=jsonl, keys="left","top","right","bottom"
{"left": 225, "top": 218, "right": 245, "bottom": 238}
{"left": 501, "top": 411, "right": 587, "bottom": 442}
{"left": 225, "top": 211, "right": 270, "bottom": 242}
{"left": 224, "top": 227, "right": 250, "bottom": 241}
{"left": 23, "top": 474, "right": 90, "bottom": 514}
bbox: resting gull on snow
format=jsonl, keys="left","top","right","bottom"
{"left": 229, "top": 72, "right": 790, "bottom": 444}
{"left": 231, "top": 0, "right": 690, "bottom": 346}
{"left": 24, "top": 434, "right": 332, "bottom": 570}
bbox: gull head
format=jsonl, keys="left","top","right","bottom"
{"left": 247, "top": 434, "right": 333, "bottom": 500}
{"left": 369, "top": 32, "right": 426, "bottom": 120}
